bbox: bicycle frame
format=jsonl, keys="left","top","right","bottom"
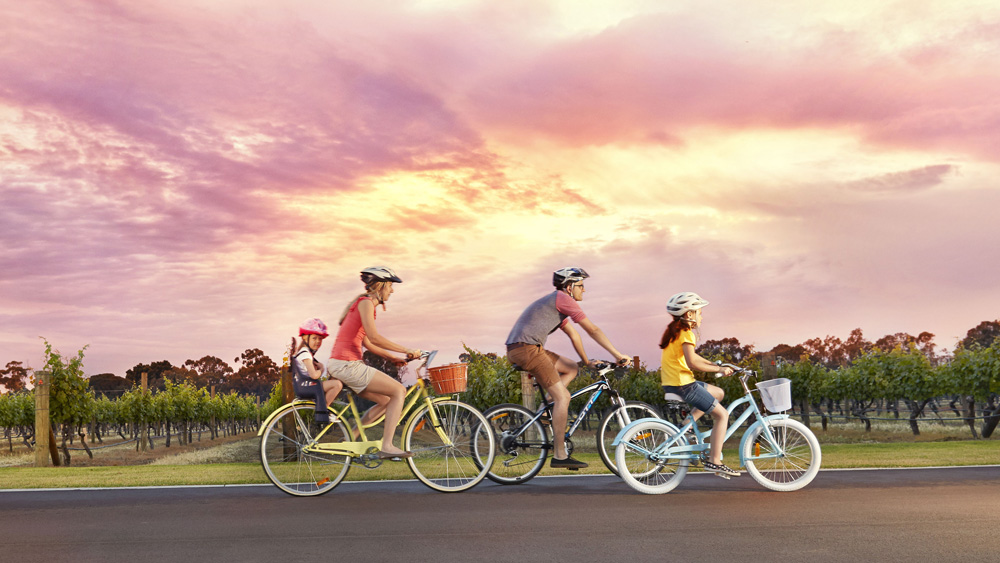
{"left": 257, "top": 372, "right": 459, "bottom": 459}
{"left": 612, "top": 370, "right": 788, "bottom": 467}
{"left": 508, "top": 368, "right": 626, "bottom": 444}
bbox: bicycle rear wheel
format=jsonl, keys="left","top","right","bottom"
{"left": 260, "top": 403, "right": 351, "bottom": 496}
{"left": 404, "top": 400, "right": 495, "bottom": 493}
{"left": 615, "top": 419, "right": 689, "bottom": 495}
{"left": 597, "top": 401, "right": 661, "bottom": 476}
{"left": 742, "top": 418, "right": 821, "bottom": 492}
{"left": 482, "top": 403, "right": 549, "bottom": 485}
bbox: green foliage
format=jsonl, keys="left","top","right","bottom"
{"left": 42, "top": 339, "right": 96, "bottom": 425}
{"left": 461, "top": 346, "right": 521, "bottom": 411}
{"left": 946, "top": 342, "right": 1000, "bottom": 401}
{"left": 0, "top": 392, "right": 35, "bottom": 428}
{"left": 777, "top": 356, "right": 828, "bottom": 403}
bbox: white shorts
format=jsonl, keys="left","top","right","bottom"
{"left": 326, "top": 359, "right": 381, "bottom": 394}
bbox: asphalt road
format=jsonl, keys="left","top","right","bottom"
{"left": 2, "top": 466, "right": 998, "bottom": 563}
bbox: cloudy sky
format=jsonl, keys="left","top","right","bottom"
{"left": 2, "top": 0, "right": 999, "bottom": 377}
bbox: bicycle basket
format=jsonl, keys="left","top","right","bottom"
{"left": 755, "top": 378, "right": 792, "bottom": 413}
{"left": 427, "top": 363, "right": 468, "bottom": 394}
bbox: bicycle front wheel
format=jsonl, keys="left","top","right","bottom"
{"left": 260, "top": 403, "right": 352, "bottom": 497}
{"left": 404, "top": 400, "right": 495, "bottom": 493}
{"left": 742, "top": 418, "right": 821, "bottom": 492}
{"left": 597, "top": 401, "right": 661, "bottom": 476}
{"left": 482, "top": 403, "right": 549, "bottom": 485}
{"left": 615, "top": 419, "right": 689, "bottom": 495}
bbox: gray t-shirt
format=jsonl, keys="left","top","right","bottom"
{"left": 505, "top": 291, "right": 588, "bottom": 347}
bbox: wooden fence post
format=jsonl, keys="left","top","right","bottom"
{"left": 281, "top": 367, "right": 295, "bottom": 458}
{"left": 34, "top": 370, "right": 52, "bottom": 467}
{"left": 520, "top": 371, "right": 536, "bottom": 411}
{"left": 139, "top": 372, "right": 148, "bottom": 452}
{"left": 210, "top": 385, "right": 217, "bottom": 439}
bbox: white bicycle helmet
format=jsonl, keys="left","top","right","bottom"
{"left": 360, "top": 266, "right": 403, "bottom": 284}
{"left": 666, "top": 292, "right": 709, "bottom": 317}
{"left": 553, "top": 267, "right": 589, "bottom": 289}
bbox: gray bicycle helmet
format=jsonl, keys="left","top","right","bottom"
{"left": 666, "top": 292, "right": 709, "bottom": 316}
{"left": 360, "top": 266, "right": 403, "bottom": 284}
{"left": 553, "top": 267, "right": 589, "bottom": 289}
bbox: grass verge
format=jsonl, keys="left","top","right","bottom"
{"left": 1, "top": 440, "right": 997, "bottom": 490}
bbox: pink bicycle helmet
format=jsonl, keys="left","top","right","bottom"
{"left": 299, "top": 318, "right": 329, "bottom": 337}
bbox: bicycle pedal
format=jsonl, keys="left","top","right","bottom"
{"left": 567, "top": 467, "right": 580, "bottom": 471}
{"left": 714, "top": 473, "right": 731, "bottom": 480}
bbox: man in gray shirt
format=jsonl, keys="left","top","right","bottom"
{"left": 505, "top": 267, "right": 632, "bottom": 469}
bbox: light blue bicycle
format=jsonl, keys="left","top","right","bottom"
{"left": 612, "top": 362, "right": 821, "bottom": 494}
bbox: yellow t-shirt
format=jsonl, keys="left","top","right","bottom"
{"left": 660, "top": 328, "right": 696, "bottom": 387}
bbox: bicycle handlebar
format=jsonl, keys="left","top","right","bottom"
{"left": 713, "top": 361, "right": 754, "bottom": 378}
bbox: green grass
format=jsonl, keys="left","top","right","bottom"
{"left": 1, "top": 440, "right": 997, "bottom": 490}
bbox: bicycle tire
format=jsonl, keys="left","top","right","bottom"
{"left": 597, "top": 401, "right": 661, "bottom": 476}
{"left": 404, "top": 400, "right": 495, "bottom": 493}
{"left": 615, "top": 418, "right": 689, "bottom": 495}
{"left": 742, "top": 418, "right": 821, "bottom": 492}
{"left": 482, "top": 403, "right": 549, "bottom": 485}
{"left": 259, "top": 403, "right": 352, "bottom": 497}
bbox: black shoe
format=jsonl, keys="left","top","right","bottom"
{"left": 550, "top": 456, "right": 588, "bottom": 470}
{"left": 314, "top": 413, "right": 330, "bottom": 424}
{"left": 702, "top": 459, "right": 740, "bottom": 477}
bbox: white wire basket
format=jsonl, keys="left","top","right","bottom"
{"left": 756, "top": 378, "right": 792, "bottom": 413}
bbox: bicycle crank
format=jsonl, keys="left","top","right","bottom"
{"left": 355, "top": 447, "right": 383, "bottom": 469}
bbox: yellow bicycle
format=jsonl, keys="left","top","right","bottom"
{"left": 258, "top": 351, "right": 495, "bottom": 495}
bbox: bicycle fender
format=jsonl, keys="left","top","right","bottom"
{"left": 610, "top": 418, "right": 678, "bottom": 446}
{"left": 257, "top": 400, "right": 315, "bottom": 437}
{"left": 737, "top": 414, "right": 790, "bottom": 464}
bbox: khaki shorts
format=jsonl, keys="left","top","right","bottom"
{"left": 506, "top": 343, "right": 562, "bottom": 388}
{"left": 326, "top": 359, "right": 381, "bottom": 394}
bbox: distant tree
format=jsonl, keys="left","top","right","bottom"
{"left": 841, "top": 328, "right": 872, "bottom": 364}
{"left": 87, "top": 373, "right": 132, "bottom": 397}
{"left": 125, "top": 360, "right": 174, "bottom": 390}
{"left": 183, "top": 356, "right": 233, "bottom": 390}
{"left": 802, "top": 335, "right": 847, "bottom": 368}
{"left": 696, "top": 337, "right": 755, "bottom": 363}
{"left": 768, "top": 344, "right": 809, "bottom": 365}
{"left": 873, "top": 331, "right": 939, "bottom": 363}
{"left": 960, "top": 320, "right": 1000, "bottom": 350}
{"left": 233, "top": 348, "right": 280, "bottom": 398}
{"left": 1, "top": 361, "right": 30, "bottom": 392}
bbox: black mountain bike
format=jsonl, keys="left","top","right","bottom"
{"left": 483, "top": 361, "right": 660, "bottom": 484}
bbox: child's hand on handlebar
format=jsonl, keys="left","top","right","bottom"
{"left": 616, "top": 355, "right": 633, "bottom": 367}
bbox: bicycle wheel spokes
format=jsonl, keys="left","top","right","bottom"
{"left": 260, "top": 404, "right": 351, "bottom": 496}
{"left": 615, "top": 419, "right": 689, "bottom": 495}
{"left": 742, "top": 418, "right": 821, "bottom": 492}
{"left": 405, "top": 401, "right": 495, "bottom": 493}
{"left": 482, "top": 403, "right": 548, "bottom": 485}
{"left": 597, "top": 401, "right": 661, "bottom": 476}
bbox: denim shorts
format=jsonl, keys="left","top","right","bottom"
{"left": 663, "top": 381, "right": 718, "bottom": 413}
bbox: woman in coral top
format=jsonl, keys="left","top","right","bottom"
{"left": 328, "top": 266, "right": 422, "bottom": 460}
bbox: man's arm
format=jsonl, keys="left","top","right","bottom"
{"left": 577, "top": 318, "right": 630, "bottom": 364}
{"left": 559, "top": 322, "right": 590, "bottom": 365}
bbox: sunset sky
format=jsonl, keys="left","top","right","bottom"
{"left": 2, "top": 0, "right": 999, "bottom": 377}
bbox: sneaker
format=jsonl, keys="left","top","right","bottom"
{"left": 702, "top": 458, "right": 740, "bottom": 477}
{"left": 550, "top": 456, "right": 588, "bottom": 470}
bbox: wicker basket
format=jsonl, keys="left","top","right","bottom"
{"left": 427, "top": 363, "right": 468, "bottom": 394}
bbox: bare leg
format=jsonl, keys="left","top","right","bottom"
{"left": 549, "top": 356, "right": 580, "bottom": 459}
{"left": 359, "top": 372, "right": 406, "bottom": 454}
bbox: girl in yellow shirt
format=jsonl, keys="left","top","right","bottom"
{"left": 660, "top": 292, "right": 739, "bottom": 477}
